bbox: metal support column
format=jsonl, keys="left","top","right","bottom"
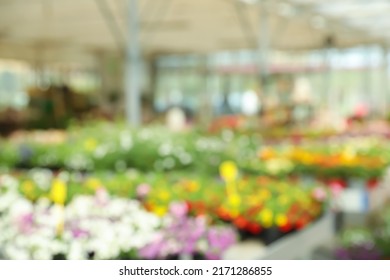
{"left": 381, "top": 45, "right": 389, "bottom": 116}
{"left": 125, "top": 0, "right": 141, "bottom": 126}
{"left": 363, "top": 46, "right": 372, "bottom": 113}
{"left": 322, "top": 38, "right": 335, "bottom": 125}
{"left": 257, "top": 0, "right": 270, "bottom": 92}
{"left": 95, "top": 51, "right": 108, "bottom": 106}
{"left": 200, "top": 55, "right": 213, "bottom": 126}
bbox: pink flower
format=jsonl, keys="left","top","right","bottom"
{"left": 169, "top": 202, "right": 188, "bottom": 218}
{"left": 17, "top": 213, "right": 34, "bottom": 234}
{"left": 136, "top": 184, "right": 151, "bottom": 198}
{"left": 71, "top": 227, "right": 90, "bottom": 239}
{"left": 329, "top": 182, "right": 344, "bottom": 197}
{"left": 95, "top": 188, "right": 109, "bottom": 206}
{"left": 313, "top": 187, "right": 327, "bottom": 201}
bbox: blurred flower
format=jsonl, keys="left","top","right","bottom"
{"left": 136, "top": 184, "right": 151, "bottom": 198}
{"left": 260, "top": 209, "right": 273, "bottom": 228}
{"left": 312, "top": 187, "right": 327, "bottom": 201}
{"left": 227, "top": 194, "right": 241, "bottom": 207}
{"left": 21, "top": 180, "right": 35, "bottom": 200}
{"left": 50, "top": 179, "right": 67, "bottom": 205}
{"left": 95, "top": 188, "right": 109, "bottom": 206}
{"left": 275, "top": 214, "right": 288, "bottom": 227}
{"left": 85, "top": 178, "right": 102, "bottom": 191}
{"left": 84, "top": 139, "right": 98, "bottom": 152}
{"left": 219, "top": 161, "right": 238, "bottom": 182}
{"left": 264, "top": 158, "right": 294, "bottom": 176}
{"left": 169, "top": 201, "right": 188, "bottom": 218}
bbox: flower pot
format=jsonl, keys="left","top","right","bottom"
{"left": 260, "top": 227, "right": 285, "bottom": 245}
{"left": 348, "top": 178, "right": 365, "bottom": 189}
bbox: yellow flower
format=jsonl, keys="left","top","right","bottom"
{"left": 220, "top": 161, "right": 238, "bottom": 182}
{"left": 50, "top": 179, "right": 67, "bottom": 205}
{"left": 275, "top": 214, "right": 288, "bottom": 227}
{"left": 264, "top": 158, "right": 294, "bottom": 175}
{"left": 277, "top": 195, "right": 289, "bottom": 206}
{"left": 228, "top": 194, "right": 241, "bottom": 207}
{"left": 157, "top": 190, "right": 170, "bottom": 201}
{"left": 247, "top": 196, "right": 260, "bottom": 206}
{"left": 85, "top": 178, "right": 102, "bottom": 190}
{"left": 229, "top": 209, "right": 240, "bottom": 219}
{"left": 260, "top": 208, "right": 273, "bottom": 228}
{"left": 342, "top": 147, "right": 356, "bottom": 161}
{"left": 186, "top": 181, "right": 200, "bottom": 192}
{"left": 258, "top": 189, "right": 271, "bottom": 200}
{"left": 21, "top": 180, "right": 35, "bottom": 198}
{"left": 154, "top": 205, "right": 167, "bottom": 217}
{"left": 238, "top": 180, "right": 247, "bottom": 191}
{"left": 259, "top": 147, "right": 275, "bottom": 160}
{"left": 84, "top": 138, "right": 98, "bottom": 151}
{"left": 56, "top": 219, "right": 65, "bottom": 236}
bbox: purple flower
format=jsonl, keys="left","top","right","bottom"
{"left": 169, "top": 202, "right": 188, "bottom": 218}
{"left": 139, "top": 241, "right": 165, "bottom": 259}
{"left": 207, "top": 227, "right": 237, "bottom": 251}
{"left": 182, "top": 241, "right": 196, "bottom": 255}
{"left": 17, "top": 213, "right": 34, "bottom": 234}
{"left": 204, "top": 251, "right": 220, "bottom": 260}
{"left": 71, "top": 227, "right": 90, "bottom": 239}
{"left": 335, "top": 244, "right": 382, "bottom": 260}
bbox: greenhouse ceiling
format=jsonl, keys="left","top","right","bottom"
{"left": 0, "top": 0, "right": 384, "bottom": 64}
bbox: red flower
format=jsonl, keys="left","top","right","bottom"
{"left": 216, "top": 207, "right": 231, "bottom": 221}
{"left": 367, "top": 178, "right": 379, "bottom": 190}
{"left": 328, "top": 179, "right": 347, "bottom": 188}
{"left": 234, "top": 216, "right": 249, "bottom": 229}
{"left": 279, "top": 222, "right": 293, "bottom": 233}
{"left": 246, "top": 205, "right": 263, "bottom": 217}
{"left": 295, "top": 219, "right": 307, "bottom": 230}
{"left": 246, "top": 222, "right": 262, "bottom": 234}
{"left": 185, "top": 201, "right": 193, "bottom": 212}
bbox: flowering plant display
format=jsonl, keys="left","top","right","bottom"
{"left": 139, "top": 202, "right": 237, "bottom": 260}
{"left": 214, "top": 177, "right": 327, "bottom": 242}
{"left": 0, "top": 176, "right": 162, "bottom": 260}
{"left": 249, "top": 138, "right": 390, "bottom": 184}
{"left": 0, "top": 123, "right": 260, "bottom": 177}
{"left": 335, "top": 228, "right": 382, "bottom": 260}
{"left": 2, "top": 166, "right": 328, "bottom": 248}
{"left": 335, "top": 203, "right": 390, "bottom": 260}
{"left": 0, "top": 172, "right": 240, "bottom": 260}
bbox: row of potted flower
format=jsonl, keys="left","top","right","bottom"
{"left": 334, "top": 204, "right": 390, "bottom": 260}
{"left": 0, "top": 173, "right": 237, "bottom": 260}
{"left": 2, "top": 123, "right": 389, "bottom": 183}
{"left": 2, "top": 164, "right": 328, "bottom": 245}
{"left": 243, "top": 138, "right": 390, "bottom": 187}
{"left": 0, "top": 123, "right": 260, "bottom": 176}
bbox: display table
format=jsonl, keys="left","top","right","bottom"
{"left": 223, "top": 212, "right": 335, "bottom": 260}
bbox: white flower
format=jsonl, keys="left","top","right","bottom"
{"left": 120, "top": 132, "right": 133, "bottom": 151}
{"left": 33, "top": 248, "right": 52, "bottom": 260}
{"left": 67, "top": 241, "right": 87, "bottom": 260}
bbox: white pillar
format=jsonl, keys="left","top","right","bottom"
{"left": 125, "top": 0, "right": 141, "bottom": 126}
{"left": 95, "top": 51, "right": 109, "bottom": 106}
{"left": 363, "top": 46, "right": 372, "bottom": 111}
{"left": 200, "top": 55, "right": 213, "bottom": 125}
{"left": 324, "top": 48, "right": 333, "bottom": 110}
{"left": 257, "top": 0, "right": 270, "bottom": 91}
{"left": 381, "top": 45, "right": 389, "bottom": 116}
